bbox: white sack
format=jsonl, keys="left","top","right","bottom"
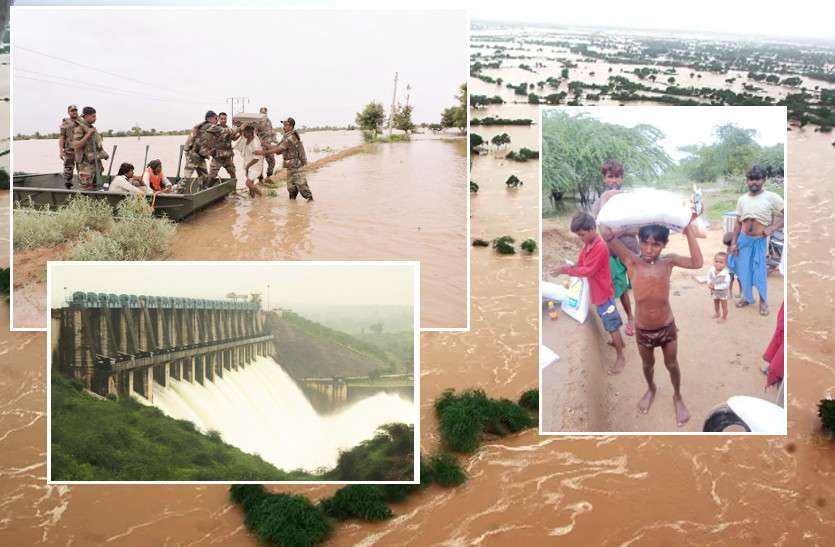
{"left": 597, "top": 189, "right": 692, "bottom": 233}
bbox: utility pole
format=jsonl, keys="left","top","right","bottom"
{"left": 266, "top": 283, "right": 270, "bottom": 312}
{"left": 387, "top": 72, "right": 398, "bottom": 137}
{"left": 405, "top": 84, "right": 411, "bottom": 108}
{"left": 225, "top": 96, "right": 250, "bottom": 117}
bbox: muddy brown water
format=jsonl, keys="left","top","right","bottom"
{"left": 11, "top": 134, "right": 467, "bottom": 329}
{"left": 1, "top": 98, "right": 834, "bottom": 547}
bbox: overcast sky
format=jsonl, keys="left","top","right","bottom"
{"left": 49, "top": 262, "right": 417, "bottom": 310}
{"left": 13, "top": 0, "right": 835, "bottom": 40}
{"left": 12, "top": 8, "right": 466, "bottom": 133}
{"left": 547, "top": 106, "right": 786, "bottom": 161}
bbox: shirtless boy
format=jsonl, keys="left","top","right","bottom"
{"left": 602, "top": 216, "right": 703, "bottom": 427}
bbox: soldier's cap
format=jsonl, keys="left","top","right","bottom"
{"left": 205, "top": 110, "right": 218, "bottom": 120}
{"left": 282, "top": 117, "right": 296, "bottom": 127}
{"left": 68, "top": 104, "right": 78, "bottom": 112}
{"left": 81, "top": 106, "right": 96, "bottom": 116}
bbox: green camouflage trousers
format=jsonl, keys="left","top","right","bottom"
{"left": 209, "top": 155, "right": 236, "bottom": 182}
{"left": 286, "top": 169, "right": 312, "bottom": 200}
{"left": 183, "top": 152, "right": 209, "bottom": 192}
{"left": 62, "top": 150, "right": 76, "bottom": 183}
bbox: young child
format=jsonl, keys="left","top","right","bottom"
{"left": 722, "top": 232, "right": 742, "bottom": 298}
{"left": 553, "top": 212, "right": 626, "bottom": 375}
{"left": 708, "top": 252, "right": 731, "bottom": 321}
{"left": 602, "top": 216, "right": 703, "bottom": 427}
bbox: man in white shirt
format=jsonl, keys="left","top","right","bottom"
{"left": 109, "top": 162, "right": 147, "bottom": 196}
{"left": 234, "top": 124, "right": 263, "bottom": 197}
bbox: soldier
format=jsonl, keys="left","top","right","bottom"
{"left": 58, "top": 104, "right": 79, "bottom": 189}
{"left": 256, "top": 106, "right": 276, "bottom": 181}
{"left": 257, "top": 117, "right": 312, "bottom": 201}
{"left": 71, "top": 106, "right": 109, "bottom": 190}
{"left": 207, "top": 112, "right": 239, "bottom": 185}
{"left": 181, "top": 110, "right": 217, "bottom": 192}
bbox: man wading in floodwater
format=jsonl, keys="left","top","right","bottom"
{"left": 256, "top": 117, "right": 311, "bottom": 201}
{"left": 729, "top": 165, "right": 784, "bottom": 316}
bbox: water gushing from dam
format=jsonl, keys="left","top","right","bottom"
{"left": 151, "top": 355, "right": 414, "bottom": 472}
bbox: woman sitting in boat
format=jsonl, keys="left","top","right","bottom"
{"left": 143, "top": 159, "right": 172, "bottom": 193}
{"left": 109, "top": 162, "right": 148, "bottom": 196}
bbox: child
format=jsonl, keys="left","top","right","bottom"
{"left": 722, "top": 232, "right": 742, "bottom": 298}
{"left": 708, "top": 252, "right": 731, "bottom": 321}
{"left": 602, "top": 216, "right": 703, "bottom": 427}
{"left": 553, "top": 212, "right": 626, "bottom": 375}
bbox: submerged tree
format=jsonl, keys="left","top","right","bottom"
{"left": 392, "top": 104, "right": 415, "bottom": 134}
{"left": 441, "top": 83, "right": 467, "bottom": 133}
{"left": 356, "top": 102, "right": 385, "bottom": 138}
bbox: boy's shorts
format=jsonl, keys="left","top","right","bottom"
{"left": 596, "top": 297, "right": 623, "bottom": 332}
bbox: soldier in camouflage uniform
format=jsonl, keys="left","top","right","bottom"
{"left": 58, "top": 104, "right": 80, "bottom": 189}
{"left": 71, "top": 106, "right": 109, "bottom": 190}
{"left": 181, "top": 111, "right": 218, "bottom": 193}
{"left": 207, "top": 112, "right": 240, "bottom": 185}
{"left": 256, "top": 106, "right": 276, "bottom": 181}
{"left": 257, "top": 117, "right": 312, "bottom": 201}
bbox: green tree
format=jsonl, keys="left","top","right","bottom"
{"left": 541, "top": 110, "right": 672, "bottom": 210}
{"left": 356, "top": 102, "right": 385, "bottom": 138}
{"left": 392, "top": 104, "right": 415, "bottom": 134}
{"left": 441, "top": 83, "right": 467, "bottom": 133}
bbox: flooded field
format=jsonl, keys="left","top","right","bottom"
{"left": 11, "top": 133, "right": 467, "bottom": 329}
{"left": 2, "top": 107, "right": 833, "bottom": 545}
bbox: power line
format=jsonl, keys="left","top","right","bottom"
{"left": 13, "top": 74, "right": 213, "bottom": 106}
{"left": 15, "top": 45, "right": 226, "bottom": 101}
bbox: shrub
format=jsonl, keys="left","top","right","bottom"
{"left": 242, "top": 491, "right": 332, "bottom": 546}
{"left": 521, "top": 239, "right": 537, "bottom": 253}
{"left": 470, "top": 180, "right": 479, "bottom": 193}
{"left": 820, "top": 399, "right": 835, "bottom": 433}
{"left": 427, "top": 453, "right": 466, "bottom": 487}
{"left": 518, "top": 389, "right": 539, "bottom": 411}
{"left": 505, "top": 175, "right": 523, "bottom": 188}
{"left": 492, "top": 235, "right": 516, "bottom": 255}
{"left": 319, "top": 485, "right": 393, "bottom": 521}
{"left": 472, "top": 238, "right": 489, "bottom": 247}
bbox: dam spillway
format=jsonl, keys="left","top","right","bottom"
{"left": 53, "top": 292, "right": 275, "bottom": 403}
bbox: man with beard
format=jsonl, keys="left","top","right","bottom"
{"left": 729, "top": 165, "right": 784, "bottom": 316}
{"left": 592, "top": 160, "right": 637, "bottom": 336}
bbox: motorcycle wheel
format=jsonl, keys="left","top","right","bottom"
{"left": 702, "top": 404, "right": 751, "bottom": 432}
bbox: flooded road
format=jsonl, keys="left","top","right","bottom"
{"left": 11, "top": 133, "right": 468, "bottom": 329}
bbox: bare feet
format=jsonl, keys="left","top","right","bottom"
{"left": 625, "top": 320, "right": 635, "bottom": 336}
{"left": 674, "top": 396, "right": 690, "bottom": 427}
{"left": 717, "top": 316, "right": 726, "bottom": 323}
{"left": 638, "top": 388, "right": 656, "bottom": 414}
{"left": 759, "top": 302, "right": 769, "bottom": 316}
{"left": 711, "top": 312, "right": 720, "bottom": 319}
{"left": 608, "top": 354, "right": 626, "bottom": 375}
{"left": 735, "top": 299, "right": 750, "bottom": 308}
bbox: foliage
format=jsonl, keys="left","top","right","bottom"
{"left": 427, "top": 453, "right": 467, "bottom": 487}
{"left": 518, "top": 389, "right": 539, "bottom": 411}
{"left": 14, "top": 195, "right": 114, "bottom": 250}
{"left": 320, "top": 485, "right": 393, "bottom": 521}
{"left": 323, "top": 423, "right": 414, "bottom": 482}
{"left": 0, "top": 268, "right": 9, "bottom": 300}
{"left": 231, "top": 486, "right": 333, "bottom": 547}
{"left": 505, "top": 148, "right": 539, "bottom": 162}
{"left": 472, "top": 238, "right": 489, "bottom": 247}
{"left": 520, "top": 239, "right": 537, "bottom": 253}
{"left": 441, "top": 83, "right": 467, "bottom": 132}
{"left": 470, "top": 180, "right": 479, "bottom": 193}
{"left": 50, "top": 373, "right": 313, "bottom": 481}
{"left": 434, "top": 389, "right": 535, "bottom": 453}
{"left": 541, "top": 110, "right": 673, "bottom": 210}
{"left": 471, "top": 117, "right": 532, "bottom": 126}
{"left": 392, "top": 104, "right": 415, "bottom": 133}
{"left": 470, "top": 132, "right": 484, "bottom": 152}
{"left": 678, "top": 123, "right": 784, "bottom": 182}
{"left": 355, "top": 102, "right": 385, "bottom": 137}
{"left": 819, "top": 400, "right": 835, "bottom": 434}
{"left": 492, "top": 235, "right": 516, "bottom": 255}
{"left": 505, "top": 175, "right": 523, "bottom": 188}
{"left": 491, "top": 133, "right": 511, "bottom": 149}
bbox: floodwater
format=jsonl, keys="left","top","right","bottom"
{"left": 12, "top": 133, "right": 468, "bottom": 329}
{"left": 1, "top": 75, "right": 834, "bottom": 547}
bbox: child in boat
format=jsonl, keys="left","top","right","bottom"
{"left": 602, "top": 215, "right": 703, "bottom": 427}
{"left": 552, "top": 212, "right": 627, "bottom": 375}
{"left": 109, "top": 163, "right": 147, "bottom": 196}
{"left": 708, "top": 251, "right": 731, "bottom": 322}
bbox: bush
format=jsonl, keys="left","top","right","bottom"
{"left": 505, "top": 175, "right": 523, "bottom": 188}
{"left": 521, "top": 239, "right": 537, "bottom": 253}
{"left": 319, "top": 485, "right": 393, "bottom": 521}
{"left": 242, "top": 491, "right": 333, "bottom": 547}
{"left": 13, "top": 195, "right": 114, "bottom": 250}
{"left": 427, "top": 453, "right": 466, "bottom": 487}
{"left": 470, "top": 180, "right": 479, "bottom": 193}
{"left": 820, "top": 399, "right": 835, "bottom": 433}
{"left": 472, "top": 238, "right": 489, "bottom": 247}
{"left": 492, "top": 235, "right": 516, "bottom": 255}
{"left": 518, "top": 389, "right": 539, "bottom": 411}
